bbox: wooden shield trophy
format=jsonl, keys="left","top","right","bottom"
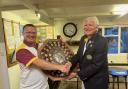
{"left": 38, "top": 39, "right": 74, "bottom": 77}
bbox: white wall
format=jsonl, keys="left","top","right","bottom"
{"left": 54, "top": 18, "right": 84, "bottom": 41}
{"left": 1, "top": 11, "right": 30, "bottom": 89}
{"left": 8, "top": 65, "right": 20, "bottom": 89}
{"left": 0, "top": 43, "right": 10, "bottom": 89}
{"left": 0, "top": 12, "right": 10, "bottom": 89}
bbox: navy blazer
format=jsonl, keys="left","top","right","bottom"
{"left": 71, "top": 33, "right": 109, "bottom": 89}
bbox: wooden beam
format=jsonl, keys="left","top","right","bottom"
{"left": 0, "top": 5, "right": 26, "bottom": 11}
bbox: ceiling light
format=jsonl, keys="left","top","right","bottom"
{"left": 112, "top": 4, "right": 128, "bottom": 16}
{"left": 37, "top": 13, "right": 40, "bottom": 18}
{"left": 112, "top": 11, "right": 128, "bottom": 16}
{"left": 113, "top": 4, "right": 128, "bottom": 11}
{"left": 35, "top": 11, "right": 41, "bottom": 18}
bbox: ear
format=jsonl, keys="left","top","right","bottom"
{"left": 96, "top": 24, "right": 99, "bottom": 29}
{"left": 95, "top": 25, "right": 99, "bottom": 32}
{"left": 96, "top": 25, "right": 99, "bottom": 28}
{"left": 22, "top": 31, "right": 25, "bottom": 36}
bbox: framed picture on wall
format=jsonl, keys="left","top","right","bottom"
{"left": 37, "top": 27, "right": 47, "bottom": 43}
{"left": 120, "top": 27, "right": 128, "bottom": 53}
{"left": 9, "top": 22, "right": 21, "bottom": 64}
{"left": 3, "top": 19, "right": 16, "bottom": 67}
{"left": 3, "top": 19, "right": 22, "bottom": 67}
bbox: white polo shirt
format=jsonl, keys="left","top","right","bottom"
{"left": 16, "top": 43, "right": 49, "bottom": 89}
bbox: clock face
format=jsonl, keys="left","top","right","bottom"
{"left": 63, "top": 23, "right": 77, "bottom": 38}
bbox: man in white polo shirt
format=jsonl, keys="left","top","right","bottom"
{"left": 16, "top": 24, "right": 70, "bottom": 89}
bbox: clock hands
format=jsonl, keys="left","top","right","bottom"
{"left": 63, "top": 22, "right": 77, "bottom": 38}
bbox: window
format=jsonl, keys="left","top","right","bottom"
{"left": 104, "top": 27, "right": 119, "bottom": 54}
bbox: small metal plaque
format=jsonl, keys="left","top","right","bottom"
{"left": 38, "top": 39, "right": 74, "bottom": 77}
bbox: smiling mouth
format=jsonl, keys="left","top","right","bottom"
{"left": 29, "top": 38, "right": 36, "bottom": 40}
{"left": 85, "top": 31, "right": 91, "bottom": 33}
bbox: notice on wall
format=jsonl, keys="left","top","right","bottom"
{"left": 46, "top": 26, "right": 54, "bottom": 39}
{"left": 4, "top": 20, "right": 13, "bottom": 37}
{"left": 6, "top": 36, "right": 15, "bottom": 49}
{"left": 13, "top": 22, "right": 21, "bottom": 48}
{"left": 3, "top": 20, "right": 15, "bottom": 49}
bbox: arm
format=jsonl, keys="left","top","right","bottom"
{"left": 64, "top": 72, "right": 77, "bottom": 80}
{"left": 33, "top": 59, "right": 70, "bottom": 73}
{"left": 78, "top": 38, "right": 108, "bottom": 80}
{"left": 16, "top": 49, "right": 69, "bottom": 73}
{"left": 70, "top": 37, "right": 84, "bottom": 70}
{"left": 47, "top": 72, "right": 77, "bottom": 81}
{"left": 47, "top": 74, "right": 65, "bottom": 81}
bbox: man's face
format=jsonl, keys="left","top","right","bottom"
{"left": 23, "top": 26, "right": 37, "bottom": 43}
{"left": 83, "top": 18, "right": 98, "bottom": 36}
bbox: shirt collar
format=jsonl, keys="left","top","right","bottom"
{"left": 23, "top": 40, "right": 36, "bottom": 47}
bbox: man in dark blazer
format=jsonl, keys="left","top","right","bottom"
{"left": 67, "top": 16, "right": 109, "bottom": 89}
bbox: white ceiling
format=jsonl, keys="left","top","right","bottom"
{"left": 0, "top": 0, "right": 128, "bottom": 24}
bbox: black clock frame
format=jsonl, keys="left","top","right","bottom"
{"left": 63, "top": 22, "right": 77, "bottom": 38}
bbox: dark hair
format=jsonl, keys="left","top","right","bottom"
{"left": 57, "top": 35, "right": 61, "bottom": 39}
{"left": 23, "top": 24, "right": 36, "bottom": 32}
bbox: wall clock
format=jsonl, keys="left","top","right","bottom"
{"left": 63, "top": 22, "right": 77, "bottom": 38}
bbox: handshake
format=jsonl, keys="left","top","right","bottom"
{"left": 48, "top": 62, "right": 77, "bottom": 81}
{"left": 60, "top": 61, "right": 72, "bottom": 73}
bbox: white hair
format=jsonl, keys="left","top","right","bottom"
{"left": 84, "top": 16, "right": 99, "bottom": 25}
{"left": 83, "top": 16, "right": 99, "bottom": 31}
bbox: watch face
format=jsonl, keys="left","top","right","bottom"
{"left": 63, "top": 23, "right": 77, "bottom": 38}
